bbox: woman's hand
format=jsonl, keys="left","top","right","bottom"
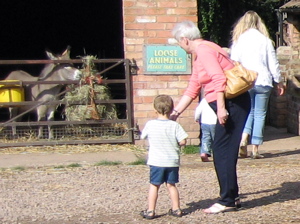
{"left": 216, "top": 92, "right": 228, "bottom": 126}
{"left": 277, "top": 82, "right": 285, "bottom": 96}
{"left": 218, "top": 108, "right": 229, "bottom": 126}
{"left": 170, "top": 111, "right": 180, "bottom": 121}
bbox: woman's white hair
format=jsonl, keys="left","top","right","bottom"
{"left": 171, "top": 20, "right": 201, "bottom": 41}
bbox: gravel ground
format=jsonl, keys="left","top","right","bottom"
{"left": 1, "top": 151, "right": 300, "bottom": 224}
{"left": 1, "top": 126, "right": 300, "bottom": 224}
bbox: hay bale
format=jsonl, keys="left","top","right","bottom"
{"left": 63, "top": 55, "right": 118, "bottom": 121}
{"left": 64, "top": 84, "right": 118, "bottom": 121}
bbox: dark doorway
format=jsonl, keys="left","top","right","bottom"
{"left": 0, "top": 0, "right": 124, "bottom": 121}
{"left": 0, "top": 0, "right": 124, "bottom": 77}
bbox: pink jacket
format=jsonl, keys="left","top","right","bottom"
{"left": 184, "top": 41, "right": 234, "bottom": 103}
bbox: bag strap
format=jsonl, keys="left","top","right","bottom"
{"left": 200, "top": 42, "right": 234, "bottom": 64}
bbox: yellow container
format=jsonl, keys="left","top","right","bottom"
{"left": 0, "top": 80, "right": 25, "bottom": 103}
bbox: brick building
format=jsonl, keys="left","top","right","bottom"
{"left": 276, "top": 0, "right": 300, "bottom": 135}
{"left": 123, "top": 0, "right": 200, "bottom": 145}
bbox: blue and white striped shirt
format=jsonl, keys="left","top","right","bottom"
{"left": 141, "top": 119, "right": 188, "bottom": 167}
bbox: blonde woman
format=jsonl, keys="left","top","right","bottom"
{"left": 230, "top": 11, "right": 284, "bottom": 159}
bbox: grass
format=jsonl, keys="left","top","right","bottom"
{"left": 128, "top": 158, "right": 147, "bottom": 165}
{"left": 54, "top": 165, "right": 65, "bottom": 169}
{"left": 53, "top": 163, "right": 82, "bottom": 169}
{"left": 182, "top": 145, "right": 199, "bottom": 154}
{"left": 94, "top": 160, "right": 122, "bottom": 166}
{"left": 66, "top": 163, "right": 82, "bottom": 168}
{"left": 12, "top": 166, "right": 25, "bottom": 171}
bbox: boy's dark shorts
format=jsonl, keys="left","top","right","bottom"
{"left": 149, "top": 166, "right": 179, "bottom": 185}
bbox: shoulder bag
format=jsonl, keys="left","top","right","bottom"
{"left": 202, "top": 43, "right": 258, "bottom": 99}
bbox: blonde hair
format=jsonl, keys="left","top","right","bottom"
{"left": 231, "top": 11, "right": 270, "bottom": 43}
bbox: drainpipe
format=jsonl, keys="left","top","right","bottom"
{"left": 276, "top": 9, "right": 284, "bottom": 47}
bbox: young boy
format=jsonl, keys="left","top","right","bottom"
{"left": 140, "top": 95, "right": 188, "bottom": 220}
{"left": 195, "top": 98, "right": 217, "bottom": 162}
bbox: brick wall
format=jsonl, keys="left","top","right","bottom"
{"left": 123, "top": 0, "right": 199, "bottom": 145}
{"left": 275, "top": 10, "right": 300, "bottom": 136}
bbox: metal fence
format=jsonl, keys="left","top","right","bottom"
{"left": 0, "top": 58, "right": 135, "bottom": 147}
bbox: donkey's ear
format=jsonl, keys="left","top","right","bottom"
{"left": 46, "top": 51, "right": 56, "bottom": 60}
{"left": 61, "top": 46, "right": 71, "bottom": 58}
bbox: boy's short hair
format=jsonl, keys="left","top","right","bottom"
{"left": 154, "top": 95, "right": 174, "bottom": 115}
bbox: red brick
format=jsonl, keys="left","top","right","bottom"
{"left": 159, "top": 76, "right": 180, "bottom": 81}
{"left": 168, "top": 81, "right": 189, "bottom": 89}
{"left": 177, "top": 16, "right": 198, "bottom": 22}
{"left": 124, "top": 15, "right": 136, "bottom": 23}
{"left": 124, "top": 23, "right": 145, "bottom": 30}
{"left": 166, "top": 8, "right": 188, "bottom": 15}
{"left": 134, "top": 75, "right": 157, "bottom": 82}
{"left": 123, "top": 1, "right": 135, "bottom": 7}
{"left": 136, "top": 103, "right": 153, "bottom": 111}
{"left": 156, "top": 30, "right": 172, "bottom": 38}
{"left": 158, "top": 89, "right": 179, "bottom": 95}
{"left": 157, "top": 16, "right": 178, "bottom": 23}
{"left": 137, "top": 89, "right": 158, "bottom": 97}
{"left": 134, "top": 111, "right": 149, "bottom": 118}
{"left": 145, "top": 8, "right": 167, "bottom": 15}
{"left": 146, "top": 82, "right": 168, "bottom": 89}
{"left": 143, "top": 31, "right": 157, "bottom": 38}
{"left": 178, "top": 1, "right": 197, "bottom": 7}
{"left": 146, "top": 38, "right": 167, "bottom": 44}
{"left": 157, "top": 2, "right": 177, "bottom": 7}
{"left": 187, "top": 8, "right": 198, "bottom": 15}
{"left": 125, "top": 30, "right": 145, "bottom": 38}
{"left": 133, "top": 96, "right": 143, "bottom": 104}
{"left": 145, "top": 23, "right": 166, "bottom": 30}
{"left": 133, "top": 82, "right": 146, "bottom": 89}
{"left": 136, "top": 1, "right": 157, "bottom": 7}
{"left": 179, "top": 75, "right": 191, "bottom": 81}
{"left": 142, "top": 96, "right": 155, "bottom": 103}
{"left": 124, "top": 8, "right": 145, "bottom": 15}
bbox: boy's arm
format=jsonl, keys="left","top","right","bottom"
{"left": 140, "top": 122, "right": 149, "bottom": 139}
{"left": 179, "top": 138, "right": 187, "bottom": 146}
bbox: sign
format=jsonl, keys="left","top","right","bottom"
{"left": 143, "top": 45, "right": 191, "bottom": 75}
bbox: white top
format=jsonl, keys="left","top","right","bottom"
{"left": 230, "top": 28, "right": 282, "bottom": 87}
{"left": 141, "top": 119, "right": 188, "bottom": 167}
{"left": 194, "top": 98, "right": 217, "bottom": 125}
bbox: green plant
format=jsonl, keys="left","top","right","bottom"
{"left": 54, "top": 165, "right": 65, "bottom": 169}
{"left": 12, "top": 166, "right": 25, "bottom": 171}
{"left": 197, "top": 0, "right": 287, "bottom": 46}
{"left": 128, "top": 158, "right": 147, "bottom": 165}
{"left": 182, "top": 145, "right": 199, "bottom": 154}
{"left": 94, "top": 160, "right": 122, "bottom": 166}
{"left": 66, "top": 163, "right": 82, "bottom": 168}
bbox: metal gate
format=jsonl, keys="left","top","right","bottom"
{"left": 0, "top": 58, "right": 135, "bottom": 147}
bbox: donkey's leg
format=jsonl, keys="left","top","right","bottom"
{"left": 47, "top": 106, "right": 56, "bottom": 139}
{"left": 37, "top": 105, "right": 47, "bottom": 139}
{"left": 9, "top": 107, "right": 19, "bottom": 139}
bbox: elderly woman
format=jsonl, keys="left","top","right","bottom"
{"left": 170, "top": 20, "right": 250, "bottom": 214}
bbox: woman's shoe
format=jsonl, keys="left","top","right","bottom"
{"left": 239, "top": 141, "right": 248, "bottom": 158}
{"left": 140, "top": 210, "right": 155, "bottom": 219}
{"left": 251, "top": 153, "right": 264, "bottom": 159}
{"left": 235, "top": 197, "right": 242, "bottom": 209}
{"left": 203, "top": 203, "right": 236, "bottom": 214}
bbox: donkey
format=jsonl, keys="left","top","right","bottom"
{"left": 4, "top": 47, "right": 82, "bottom": 139}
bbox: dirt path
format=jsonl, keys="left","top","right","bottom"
{"left": 0, "top": 126, "right": 300, "bottom": 224}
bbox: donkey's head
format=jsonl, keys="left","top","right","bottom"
{"left": 39, "top": 46, "right": 82, "bottom": 81}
